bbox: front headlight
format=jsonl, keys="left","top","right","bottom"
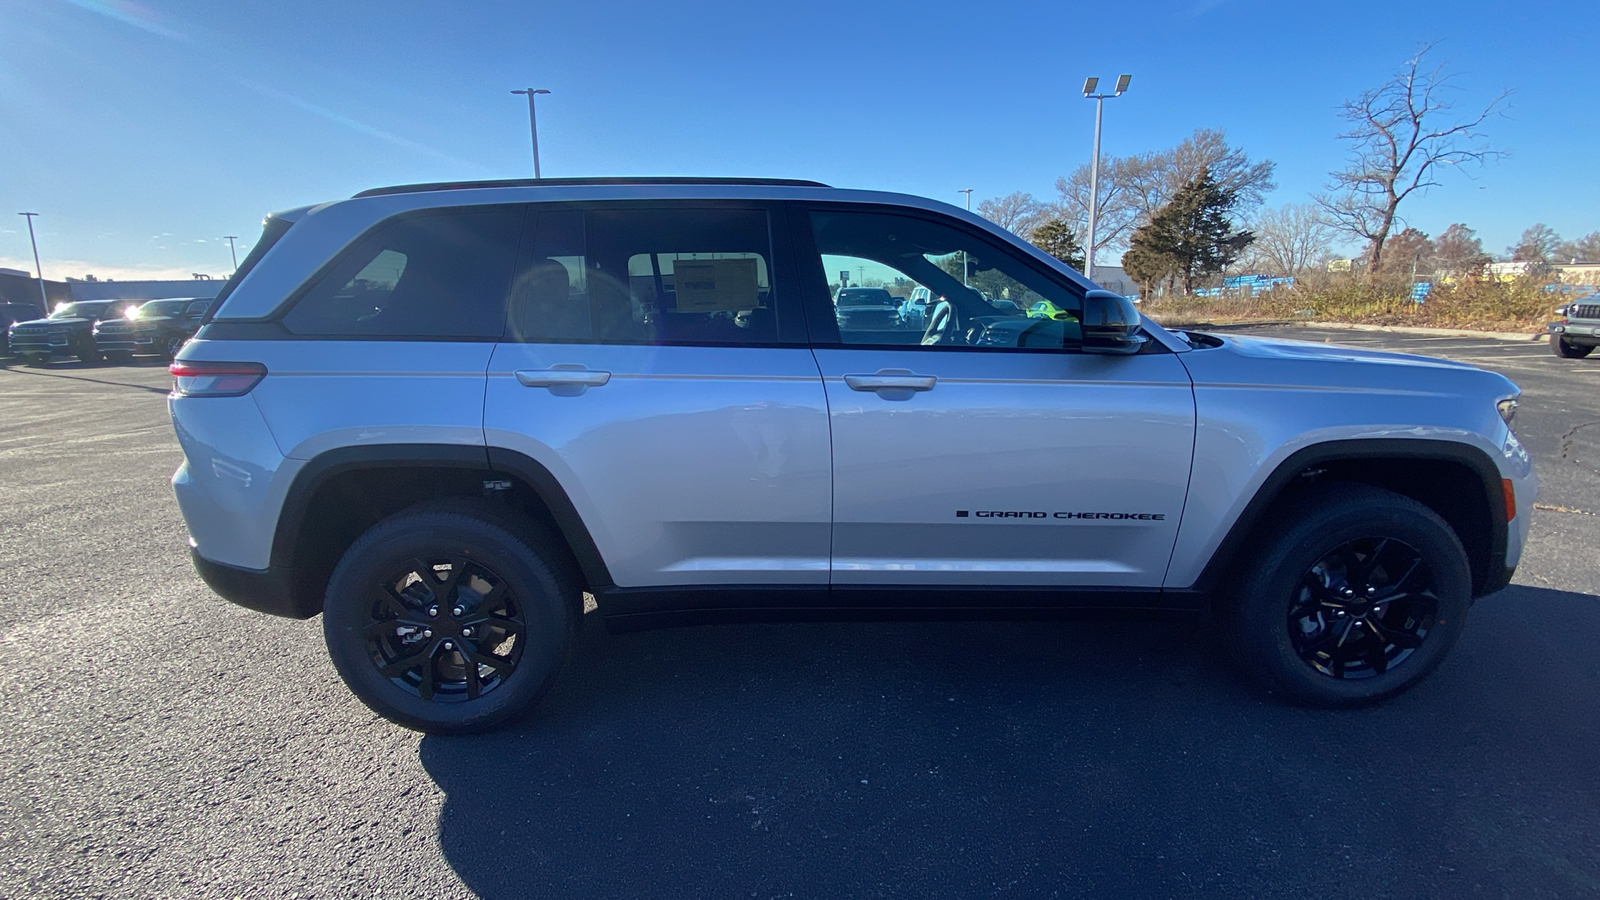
{"left": 1497, "top": 398, "right": 1518, "bottom": 427}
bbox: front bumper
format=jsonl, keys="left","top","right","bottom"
{"left": 1549, "top": 322, "right": 1600, "bottom": 344}
{"left": 8, "top": 334, "right": 71, "bottom": 355}
{"left": 95, "top": 335, "right": 158, "bottom": 353}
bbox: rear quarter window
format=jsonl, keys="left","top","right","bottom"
{"left": 283, "top": 206, "right": 525, "bottom": 339}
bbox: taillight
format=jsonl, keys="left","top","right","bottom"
{"left": 169, "top": 361, "right": 267, "bottom": 397}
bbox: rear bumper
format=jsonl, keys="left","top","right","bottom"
{"left": 190, "top": 546, "right": 318, "bottom": 618}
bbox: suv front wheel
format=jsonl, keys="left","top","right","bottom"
{"left": 323, "top": 506, "right": 577, "bottom": 734}
{"left": 1550, "top": 333, "right": 1594, "bottom": 358}
{"left": 1222, "top": 483, "right": 1471, "bottom": 707}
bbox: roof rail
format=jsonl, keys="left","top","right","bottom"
{"left": 353, "top": 176, "right": 831, "bottom": 199}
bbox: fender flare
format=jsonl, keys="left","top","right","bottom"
{"left": 269, "top": 443, "right": 613, "bottom": 590}
{"left": 1182, "top": 438, "right": 1510, "bottom": 598}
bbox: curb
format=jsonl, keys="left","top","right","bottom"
{"left": 1153, "top": 319, "right": 1545, "bottom": 343}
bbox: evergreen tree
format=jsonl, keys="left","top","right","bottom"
{"left": 1028, "top": 218, "right": 1086, "bottom": 270}
{"left": 1121, "top": 167, "right": 1253, "bottom": 295}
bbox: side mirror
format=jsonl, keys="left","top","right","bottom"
{"left": 1080, "top": 290, "right": 1146, "bottom": 355}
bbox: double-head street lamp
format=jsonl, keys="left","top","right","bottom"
{"left": 17, "top": 212, "right": 48, "bottom": 308}
{"left": 1081, "top": 73, "right": 1131, "bottom": 281}
{"left": 511, "top": 88, "right": 552, "bottom": 178}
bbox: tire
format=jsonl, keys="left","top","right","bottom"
{"left": 1550, "top": 333, "right": 1594, "bottom": 358}
{"left": 322, "top": 506, "right": 578, "bottom": 734}
{"left": 25, "top": 354, "right": 49, "bottom": 367}
{"left": 73, "top": 338, "right": 100, "bottom": 364}
{"left": 103, "top": 351, "right": 134, "bottom": 365}
{"left": 162, "top": 335, "right": 186, "bottom": 360}
{"left": 1220, "top": 482, "right": 1471, "bottom": 708}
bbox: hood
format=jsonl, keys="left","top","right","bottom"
{"left": 1213, "top": 332, "right": 1481, "bottom": 372}
{"left": 1185, "top": 331, "right": 1519, "bottom": 401}
{"left": 98, "top": 315, "right": 174, "bottom": 327}
{"left": 11, "top": 317, "right": 87, "bottom": 329}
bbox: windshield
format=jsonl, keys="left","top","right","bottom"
{"left": 131, "top": 299, "right": 192, "bottom": 318}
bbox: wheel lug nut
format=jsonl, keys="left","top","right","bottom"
{"left": 452, "top": 606, "right": 465, "bottom": 617}
{"left": 462, "top": 626, "right": 474, "bottom": 637}
{"left": 443, "top": 641, "right": 455, "bottom": 650}
{"left": 1366, "top": 586, "right": 1377, "bottom": 596}
{"left": 427, "top": 606, "right": 438, "bottom": 618}
{"left": 422, "top": 629, "right": 432, "bottom": 639}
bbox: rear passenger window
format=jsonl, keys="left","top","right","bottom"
{"left": 284, "top": 207, "right": 524, "bottom": 339}
{"left": 586, "top": 208, "right": 778, "bottom": 345}
{"left": 507, "top": 210, "right": 592, "bottom": 342}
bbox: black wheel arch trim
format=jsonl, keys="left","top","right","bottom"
{"left": 268, "top": 443, "right": 491, "bottom": 571}
{"left": 484, "top": 447, "right": 614, "bottom": 589}
{"left": 268, "top": 443, "right": 613, "bottom": 592}
{"left": 1187, "top": 437, "right": 1511, "bottom": 599}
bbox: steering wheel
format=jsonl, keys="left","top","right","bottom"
{"left": 921, "top": 300, "right": 956, "bottom": 346}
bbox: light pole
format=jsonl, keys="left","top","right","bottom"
{"left": 223, "top": 235, "right": 239, "bottom": 269}
{"left": 958, "top": 189, "right": 974, "bottom": 286}
{"left": 510, "top": 88, "right": 551, "bottom": 178}
{"left": 17, "top": 212, "right": 47, "bottom": 309}
{"left": 1081, "top": 74, "right": 1131, "bottom": 282}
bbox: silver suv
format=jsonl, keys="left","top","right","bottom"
{"left": 169, "top": 177, "right": 1535, "bottom": 733}
{"left": 1550, "top": 298, "right": 1600, "bottom": 358}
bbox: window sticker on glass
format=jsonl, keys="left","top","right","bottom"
{"left": 672, "top": 257, "right": 759, "bottom": 311}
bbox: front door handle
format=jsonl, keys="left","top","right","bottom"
{"left": 843, "top": 369, "right": 937, "bottom": 400}
{"left": 515, "top": 365, "right": 611, "bottom": 396}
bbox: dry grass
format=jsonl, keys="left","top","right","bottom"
{"left": 1143, "top": 273, "right": 1562, "bottom": 334}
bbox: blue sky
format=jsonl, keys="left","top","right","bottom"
{"left": 2, "top": 0, "right": 1596, "bottom": 280}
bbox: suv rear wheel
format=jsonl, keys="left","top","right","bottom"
{"left": 322, "top": 506, "right": 577, "bottom": 734}
{"left": 1222, "top": 483, "right": 1471, "bottom": 707}
{"left": 1550, "top": 333, "right": 1594, "bottom": 358}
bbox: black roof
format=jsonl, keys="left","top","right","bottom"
{"left": 353, "top": 176, "right": 829, "bottom": 199}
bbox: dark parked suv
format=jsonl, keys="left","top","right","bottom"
{"left": 0, "top": 302, "right": 46, "bottom": 356}
{"left": 7, "top": 300, "right": 136, "bottom": 365}
{"left": 94, "top": 297, "right": 212, "bottom": 362}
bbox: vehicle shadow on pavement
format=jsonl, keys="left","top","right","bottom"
{"left": 419, "top": 584, "right": 1600, "bottom": 899}
{"left": 0, "top": 363, "right": 170, "bottom": 394}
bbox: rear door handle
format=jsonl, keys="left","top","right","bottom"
{"left": 515, "top": 365, "right": 611, "bottom": 395}
{"left": 843, "top": 369, "right": 937, "bottom": 400}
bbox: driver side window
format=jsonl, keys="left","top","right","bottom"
{"left": 809, "top": 209, "right": 1084, "bottom": 350}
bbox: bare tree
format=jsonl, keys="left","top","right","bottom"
{"left": 1382, "top": 228, "right": 1436, "bottom": 275}
{"left": 977, "top": 191, "right": 1048, "bottom": 238}
{"left": 1508, "top": 224, "right": 1562, "bottom": 262}
{"left": 1124, "top": 128, "right": 1276, "bottom": 223}
{"left": 1555, "top": 231, "right": 1600, "bottom": 264}
{"left": 1317, "top": 42, "right": 1509, "bottom": 272}
{"left": 1248, "top": 203, "right": 1333, "bottom": 276}
{"left": 1433, "top": 223, "right": 1491, "bottom": 277}
{"left": 1053, "top": 128, "right": 1274, "bottom": 265}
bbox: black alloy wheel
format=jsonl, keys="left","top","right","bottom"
{"left": 1287, "top": 537, "right": 1436, "bottom": 680}
{"left": 163, "top": 335, "right": 186, "bottom": 360}
{"left": 366, "top": 555, "right": 526, "bottom": 702}
{"left": 1222, "top": 482, "right": 1471, "bottom": 707}
{"left": 323, "top": 506, "right": 577, "bottom": 733}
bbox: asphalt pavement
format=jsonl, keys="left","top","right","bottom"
{"left": 0, "top": 331, "right": 1597, "bottom": 899}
